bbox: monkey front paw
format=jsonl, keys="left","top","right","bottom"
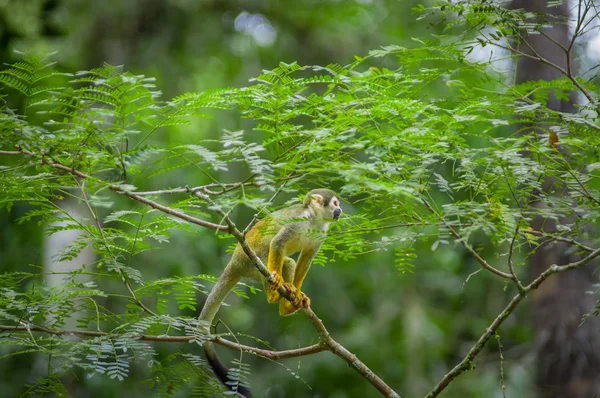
{"left": 279, "top": 289, "right": 310, "bottom": 316}
{"left": 266, "top": 271, "right": 283, "bottom": 303}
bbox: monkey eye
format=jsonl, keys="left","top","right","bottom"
{"left": 333, "top": 200, "right": 339, "bottom": 207}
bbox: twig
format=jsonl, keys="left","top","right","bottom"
{"left": 488, "top": 39, "right": 595, "bottom": 104}
{"left": 422, "top": 198, "right": 513, "bottom": 280}
{"left": 461, "top": 269, "right": 481, "bottom": 290}
{"left": 134, "top": 182, "right": 246, "bottom": 196}
{"left": 536, "top": 29, "right": 568, "bottom": 54}
{"left": 474, "top": 22, "right": 595, "bottom": 105}
{"left": 567, "top": 0, "right": 591, "bottom": 78}
{"left": 527, "top": 246, "right": 600, "bottom": 288}
{"left": 507, "top": 224, "right": 525, "bottom": 294}
{"left": 563, "top": 166, "right": 600, "bottom": 207}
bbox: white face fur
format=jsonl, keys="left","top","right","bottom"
{"left": 311, "top": 194, "right": 342, "bottom": 222}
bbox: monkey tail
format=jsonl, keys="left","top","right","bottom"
{"left": 199, "top": 268, "right": 252, "bottom": 397}
{"left": 203, "top": 340, "right": 252, "bottom": 397}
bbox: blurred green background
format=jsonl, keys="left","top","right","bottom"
{"left": 0, "top": 1, "right": 543, "bottom": 397}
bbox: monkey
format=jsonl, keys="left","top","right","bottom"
{"left": 199, "top": 189, "right": 342, "bottom": 397}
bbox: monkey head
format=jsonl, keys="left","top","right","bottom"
{"left": 304, "top": 188, "right": 342, "bottom": 221}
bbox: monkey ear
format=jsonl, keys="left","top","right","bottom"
{"left": 311, "top": 194, "right": 324, "bottom": 206}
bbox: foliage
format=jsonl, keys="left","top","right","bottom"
{"left": 1, "top": 2, "right": 600, "bottom": 397}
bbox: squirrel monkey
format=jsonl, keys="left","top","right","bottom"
{"left": 199, "top": 189, "right": 342, "bottom": 397}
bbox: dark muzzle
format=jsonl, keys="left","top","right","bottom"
{"left": 333, "top": 208, "right": 342, "bottom": 220}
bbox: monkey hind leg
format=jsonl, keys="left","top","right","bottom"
{"left": 278, "top": 257, "right": 309, "bottom": 315}
{"left": 265, "top": 257, "right": 295, "bottom": 303}
{"left": 282, "top": 257, "right": 296, "bottom": 282}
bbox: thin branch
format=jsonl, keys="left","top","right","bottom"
{"left": 482, "top": 33, "right": 596, "bottom": 104}
{"left": 215, "top": 337, "right": 326, "bottom": 360}
{"left": 507, "top": 224, "right": 525, "bottom": 294}
{"left": 520, "top": 229, "right": 595, "bottom": 252}
{"left": 422, "top": 198, "right": 513, "bottom": 280}
{"left": 567, "top": 0, "right": 591, "bottom": 73}
{"left": 11, "top": 147, "right": 228, "bottom": 232}
{"left": 461, "top": 269, "right": 481, "bottom": 290}
{"left": 134, "top": 175, "right": 299, "bottom": 197}
{"left": 496, "top": 333, "right": 507, "bottom": 398}
{"left": 0, "top": 324, "right": 326, "bottom": 360}
{"left": 134, "top": 182, "right": 247, "bottom": 196}
{"left": 563, "top": 166, "right": 600, "bottom": 207}
{"left": 273, "top": 136, "right": 311, "bottom": 161}
{"left": 536, "top": 29, "right": 568, "bottom": 54}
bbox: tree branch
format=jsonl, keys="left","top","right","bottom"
{"left": 0, "top": 324, "right": 326, "bottom": 360}
{"left": 425, "top": 245, "right": 600, "bottom": 398}
{"left": 10, "top": 146, "right": 229, "bottom": 232}
{"left": 134, "top": 183, "right": 245, "bottom": 196}
{"left": 487, "top": 39, "right": 596, "bottom": 104}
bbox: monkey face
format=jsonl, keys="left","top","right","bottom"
{"left": 305, "top": 189, "right": 342, "bottom": 221}
{"left": 311, "top": 193, "right": 342, "bottom": 221}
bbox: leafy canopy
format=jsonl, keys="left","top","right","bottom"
{"left": 1, "top": 2, "right": 600, "bottom": 396}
